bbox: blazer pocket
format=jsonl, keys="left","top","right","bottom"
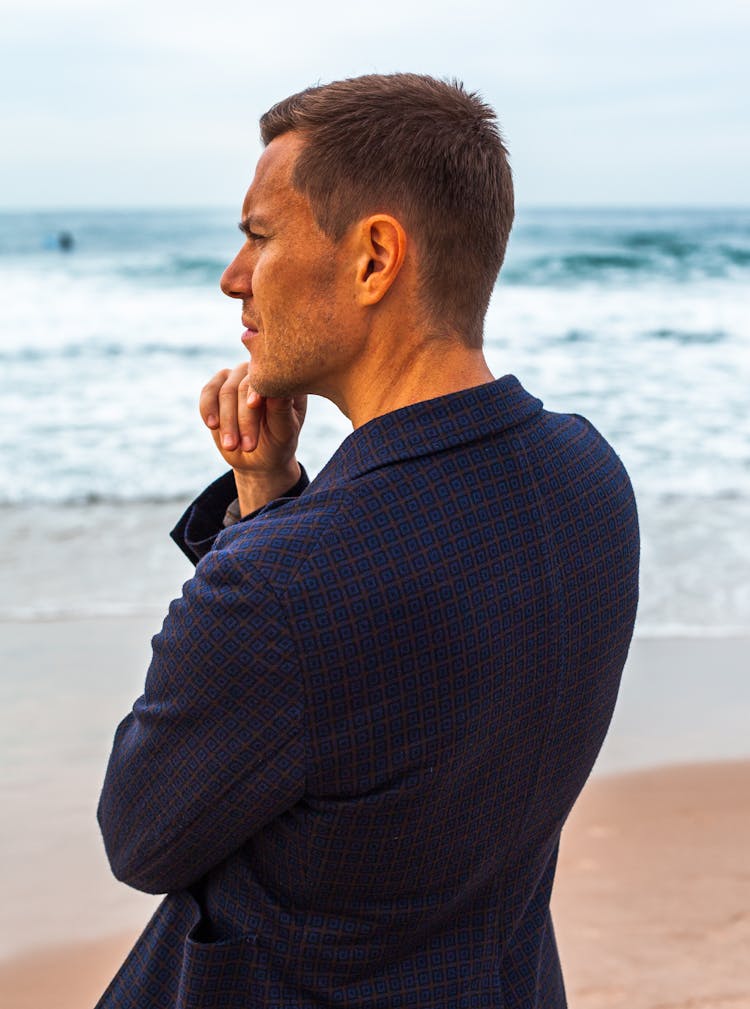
{"left": 176, "top": 931, "right": 262, "bottom": 1009}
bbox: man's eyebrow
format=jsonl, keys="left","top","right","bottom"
{"left": 238, "top": 215, "right": 271, "bottom": 236}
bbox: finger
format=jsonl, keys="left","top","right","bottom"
{"left": 199, "top": 369, "right": 231, "bottom": 429}
{"left": 217, "top": 366, "right": 247, "bottom": 451}
{"left": 246, "top": 383, "right": 263, "bottom": 410}
{"left": 292, "top": 394, "right": 308, "bottom": 429}
{"left": 237, "top": 376, "right": 263, "bottom": 452}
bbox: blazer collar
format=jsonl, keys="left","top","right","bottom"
{"left": 313, "top": 374, "right": 543, "bottom": 488}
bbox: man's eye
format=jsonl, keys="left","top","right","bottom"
{"left": 248, "top": 231, "right": 266, "bottom": 242}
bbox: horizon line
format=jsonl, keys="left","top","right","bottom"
{"left": 1, "top": 201, "right": 749, "bottom": 214}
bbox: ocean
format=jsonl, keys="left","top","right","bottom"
{"left": 1, "top": 206, "right": 749, "bottom": 634}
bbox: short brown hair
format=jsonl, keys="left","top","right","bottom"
{"left": 260, "top": 73, "right": 513, "bottom": 348}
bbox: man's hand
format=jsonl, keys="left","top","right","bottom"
{"left": 200, "top": 364, "right": 307, "bottom": 515}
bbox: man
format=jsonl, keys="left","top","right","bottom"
{"left": 97, "top": 74, "right": 639, "bottom": 1008}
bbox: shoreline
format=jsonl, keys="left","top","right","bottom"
{"left": 1, "top": 758, "right": 748, "bottom": 1009}
{"left": 2, "top": 488, "right": 750, "bottom": 633}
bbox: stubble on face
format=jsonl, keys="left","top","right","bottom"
{"left": 239, "top": 134, "right": 361, "bottom": 401}
{"left": 244, "top": 253, "right": 344, "bottom": 400}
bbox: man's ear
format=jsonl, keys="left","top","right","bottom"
{"left": 354, "top": 215, "right": 407, "bottom": 306}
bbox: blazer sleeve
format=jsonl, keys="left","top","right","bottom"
{"left": 171, "top": 467, "right": 310, "bottom": 564}
{"left": 97, "top": 537, "right": 307, "bottom": 894}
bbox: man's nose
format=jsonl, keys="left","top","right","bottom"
{"left": 220, "top": 249, "right": 252, "bottom": 299}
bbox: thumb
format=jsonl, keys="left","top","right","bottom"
{"left": 292, "top": 394, "right": 307, "bottom": 426}
{"left": 263, "top": 396, "right": 301, "bottom": 442}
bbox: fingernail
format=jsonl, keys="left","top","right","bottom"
{"left": 207, "top": 414, "right": 217, "bottom": 427}
{"left": 241, "top": 436, "right": 252, "bottom": 451}
{"left": 222, "top": 434, "right": 233, "bottom": 448}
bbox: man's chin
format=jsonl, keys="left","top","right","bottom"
{"left": 248, "top": 368, "right": 302, "bottom": 401}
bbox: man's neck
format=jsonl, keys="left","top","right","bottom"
{"left": 338, "top": 339, "right": 496, "bottom": 429}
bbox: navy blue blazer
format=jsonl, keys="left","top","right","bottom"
{"left": 97, "top": 375, "right": 639, "bottom": 1008}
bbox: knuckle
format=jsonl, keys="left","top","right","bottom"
{"left": 201, "top": 369, "right": 229, "bottom": 396}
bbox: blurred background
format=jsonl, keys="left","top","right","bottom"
{"left": 1, "top": 0, "right": 748, "bottom": 973}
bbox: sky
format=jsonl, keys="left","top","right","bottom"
{"left": 0, "top": 0, "right": 748, "bottom": 208}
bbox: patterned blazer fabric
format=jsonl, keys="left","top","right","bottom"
{"left": 96, "top": 375, "right": 639, "bottom": 1008}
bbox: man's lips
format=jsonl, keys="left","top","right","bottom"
{"left": 241, "top": 326, "right": 259, "bottom": 346}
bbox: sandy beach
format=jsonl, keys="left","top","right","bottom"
{"left": 554, "top": 759, "right": 750, "bottom": 1009}
{"left": 1, "top": 619, "right": 748, "bottom": 1008}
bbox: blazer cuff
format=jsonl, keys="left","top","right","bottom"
{"left": 170, "top": 465, "right": 310, "bottom": 565}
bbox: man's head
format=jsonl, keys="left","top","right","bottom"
{"left": 259, "top": 73, "right": 514, "bottom": 348}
